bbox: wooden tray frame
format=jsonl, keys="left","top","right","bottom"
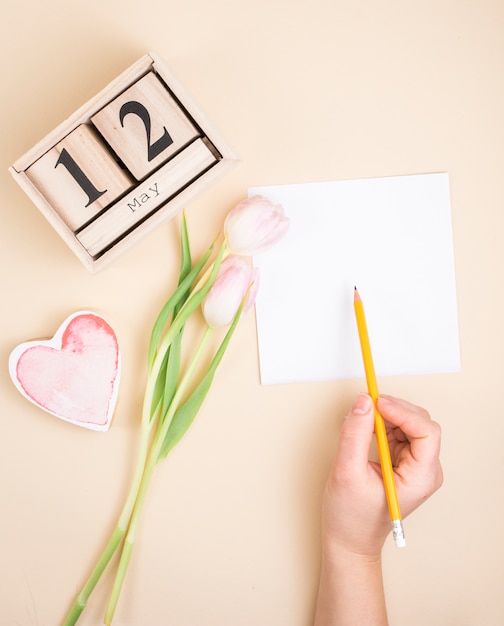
{"left": 9, "top": 52, "right": 238, "bottom": 272}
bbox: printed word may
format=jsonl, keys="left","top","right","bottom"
{"left": 127, "top": 183, "right": 160, "bottom": 213}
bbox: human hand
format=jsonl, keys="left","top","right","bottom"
{"left": 321, "top": 393, "right": 443, "bottom": 559}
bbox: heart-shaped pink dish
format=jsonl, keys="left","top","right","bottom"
{"left": 9, "top": 311, "right": 120, "bottom": 431}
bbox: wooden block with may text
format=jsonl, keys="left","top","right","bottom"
{"left": 9, "top": 52, "right": 238, "bottom": 272}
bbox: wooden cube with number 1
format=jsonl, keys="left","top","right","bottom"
{"left": 25, "top": 124, "right": 133, "bottom": 230}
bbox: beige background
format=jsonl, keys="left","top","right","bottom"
{"left": 1, "top": 1, "right": 503, "bottom": 625}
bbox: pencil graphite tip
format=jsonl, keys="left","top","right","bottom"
{"left": 354, "top": 286, "right": 361, "bottom": 302}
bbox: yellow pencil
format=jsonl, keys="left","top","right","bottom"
{"left": 353, "top": 287, "right": 406, "bottom": 548}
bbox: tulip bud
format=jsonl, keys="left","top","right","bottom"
{"left": 224, "top": 195, "right": 289, "bottom": 256}
{"left": 202, "top": 256, "right": 260, "bottom": 328}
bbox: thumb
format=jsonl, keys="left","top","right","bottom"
{"left": 338, "top": 394, "right": 375, "bottom": 470}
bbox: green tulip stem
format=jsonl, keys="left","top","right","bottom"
{"left": 61, "top": 231, "right": 231, "bottom": 626}
{"left": 104, "top": 327, "right": 214, "bottom": 625}
{"left": 190, "top": 245, "right": 229, "bottom": 294}
{"left": 61, "top": 408, "right": 155, "bottom": 626}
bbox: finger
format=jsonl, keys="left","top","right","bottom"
{"left": 377, "top": 395, "right": 441, "bottom": 463}
{"left": 336, "top": 394, "right": 375, "bottom": 472}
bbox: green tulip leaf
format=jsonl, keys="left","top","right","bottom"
{"left": 147, "top": 233, "right": 213, "bottom": 371}
{"left": 156, "top": 304, "right": 244, "bottom": 463}
{"left": 150, "top": 214, "right": 192, "bottom": 415}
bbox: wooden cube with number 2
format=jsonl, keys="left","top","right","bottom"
{"left": 92, "top": 72, "right": 200, "bottom": 180}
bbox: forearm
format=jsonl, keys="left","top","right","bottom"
{"left": 313, "top": 544, "right": 388, "bottom": 626}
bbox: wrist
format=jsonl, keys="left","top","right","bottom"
{"left": 315, "top": 535, "right": 388, "bottom": 626}
{"left": 320, "top": 520, "right": 388, "bottom": 563}
{"left": 321, "top": 536, "right": 383, "bottom": 567}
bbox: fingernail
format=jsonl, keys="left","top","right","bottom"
{"left": 351, "top": 393, "right": 372, "bottom": 415}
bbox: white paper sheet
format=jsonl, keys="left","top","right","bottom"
{"left": 250, "top": 173, "right": 460, "bottom": 385}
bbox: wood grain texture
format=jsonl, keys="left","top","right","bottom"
{"left": 91, "top": 71, "right": 200, "bottom": 180}
{"left": 25, "top": 124, "right": 133, "bottom": 230}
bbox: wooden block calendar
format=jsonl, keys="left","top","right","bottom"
{"left": 9, "top": 52, "right": 238, "bottom": 271}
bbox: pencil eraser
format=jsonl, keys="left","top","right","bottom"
{"left": 392, "top": 520, "right": 406, "bottom": 548}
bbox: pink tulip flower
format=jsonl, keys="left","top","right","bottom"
{"left": 202, "top": 256, "right": 260, "bottom": 328}
{"left": 224, "top": 195, "right": 289, "bottom": 256}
